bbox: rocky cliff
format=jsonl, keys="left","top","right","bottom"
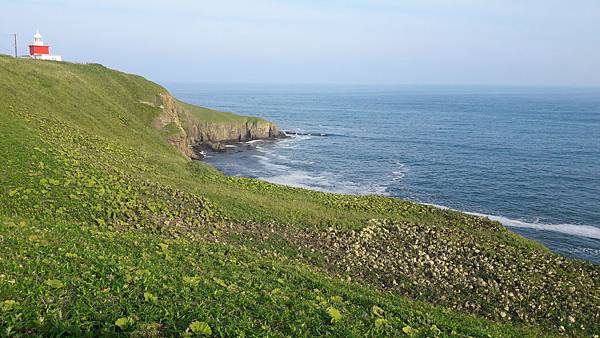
{"left": 155, "top": 93, "right": 284, "bottom": 159}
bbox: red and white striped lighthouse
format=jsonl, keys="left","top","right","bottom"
{"left": 28, "top": 31, "right": 62, "bottom": 61}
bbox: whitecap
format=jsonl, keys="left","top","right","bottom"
{"left": 245, "top": 139, "right": 264, "bottom": 144}
{"left": 391, "top": 161, "right": 407, "bottom": 181}
{"left": 474, "top": 214, "right": 600, "bottom": 240}
{"left": 261, "top": 171, "right": 331, "bottom": 191}
{"left": 251, "top": 154, "right": 292, "bottom": 172}
{"left": 424, "top": 203, "right": 600, "bottom": 240}
{"left": 259, "top": 169, "right": 388, "bottom": 196}
{"left": 286, "top": 134, "right": 313, "bottom": 141}
{"left": 254, "top": 146, "right": 268, "bottom": 153}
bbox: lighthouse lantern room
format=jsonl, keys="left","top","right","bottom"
{"left": 28, "top": 31, "right": 62, "bottom": 61}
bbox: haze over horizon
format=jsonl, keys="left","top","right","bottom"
{"left": 2, "top": 0, "right": 600, "bottom": 86}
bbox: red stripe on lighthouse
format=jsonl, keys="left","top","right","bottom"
{"left": 30, "top": 45, "right": 49, "bottom": 55}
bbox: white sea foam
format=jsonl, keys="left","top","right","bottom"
{"left": 471, "top": 213, "right": 600, "bottom": 240}
{"left": 565, "top": 247, "right": 600, "bottom": 256}
{"left": 251, "top": 155, "right": 270, "bottom": 161}
{"left": 254, "top": 146, "right": 267, "bottom": 153}
{"left": 245, "top": 139, "right": 264, "bottom": 144}
{"left": 267, "top": 148, "right": 315, "bottom": 165}
{"left": 259, "top": 170, "right": 388, "bottom": 196}
{"left": 391, "top": 161, "right": 407, "bottom": 181}
{"left": 287, "top": 134, "right": 313, "bottom": 141}
{"left": 251, "top": 155, "right": 290, "bottom": 171}
{"left": 251, "top": 145, "right": 391, "bottom": 195}
{"left": 261, "top": 171, "right": 331, "bottom": 191}
{"left": 425, "top": 203, "right": 600, "bottom": 240}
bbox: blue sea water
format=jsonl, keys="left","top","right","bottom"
{"left": 166, "top": 83, "right": 600, "bottom": 263}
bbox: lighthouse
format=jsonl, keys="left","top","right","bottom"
{"left": 28, "top": 31, "right": 62, "bottom": 61}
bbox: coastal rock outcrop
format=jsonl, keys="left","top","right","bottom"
{"left": 155, "top": 93, "right": 284, "bottom": 159}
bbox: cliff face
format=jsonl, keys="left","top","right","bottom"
{"left": 156, "top": 93, "right": 283, "bottom": 159}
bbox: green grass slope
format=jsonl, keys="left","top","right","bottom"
{"left": 0, "top": 55, "right": 598, "bottom": 337}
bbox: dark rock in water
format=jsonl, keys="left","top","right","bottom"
{"left": 192, "top": 141, "right": 227, "bottom": 155}
{"left": 189, "top": 152, "right": 203, "bottom": 160}
{"left": 208, "top": 142, "right": 226, "bottom": 152}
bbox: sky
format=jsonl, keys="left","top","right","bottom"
{"left": 2, "top": 0, "right": 600, "bottom": 86}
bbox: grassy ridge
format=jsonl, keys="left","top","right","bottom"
{"left": 180, "top": 101, "right": 264, "bottom": 124}
{"left": 1, "top": 55, "right": 598, "bottom": 336}
{"left": 0, "top": 218, "right": 548, "bottom": 337}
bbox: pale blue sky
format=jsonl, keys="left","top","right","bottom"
{"left": 2, "top": 0, "right": 600, "bottom": 85}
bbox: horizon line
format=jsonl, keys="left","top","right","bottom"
{"left": 158, "top": 80, "right": 600, "bottom": 89}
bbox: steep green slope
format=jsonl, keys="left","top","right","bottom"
{"left": 0, "top": 55, "right": 598, "bottom": 337}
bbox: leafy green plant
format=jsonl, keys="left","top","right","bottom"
{"left": 187, "top": 321, "right": 212, "bottom": 336}
{"left": 45, "top": 279, "right": 64, "bottom": 289}
{"left": 115, "top": 317, "right": 135, "bottom": 331}
{"left": 326, "top": 307, "right": 342, "bottom": 324}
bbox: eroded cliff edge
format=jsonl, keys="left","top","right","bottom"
{"left": 154, "top": 93, "right": 284, "bottom": 159}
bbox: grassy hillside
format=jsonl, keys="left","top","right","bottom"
{"left": 0, "top": 55, "right": 598, "bottom": 337}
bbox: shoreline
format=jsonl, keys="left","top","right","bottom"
{"left": 192, "top": 135, "right": 285, "bottom": 159}
{"left": 200, "top": 140, "right": 600, "bottom": 264}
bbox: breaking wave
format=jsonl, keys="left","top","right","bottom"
{"left": 473, "top": 213, "right": 600, "bottom": 240}
{"left": 427, "top": 203, "right": 600, "bottom": 240}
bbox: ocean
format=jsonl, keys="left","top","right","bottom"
{"left": 166, "top": 83, "right": 600, "bottom": 264}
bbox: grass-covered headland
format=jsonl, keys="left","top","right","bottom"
{"left": 0, "top": 55, "right": 598, "bottom": 337}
